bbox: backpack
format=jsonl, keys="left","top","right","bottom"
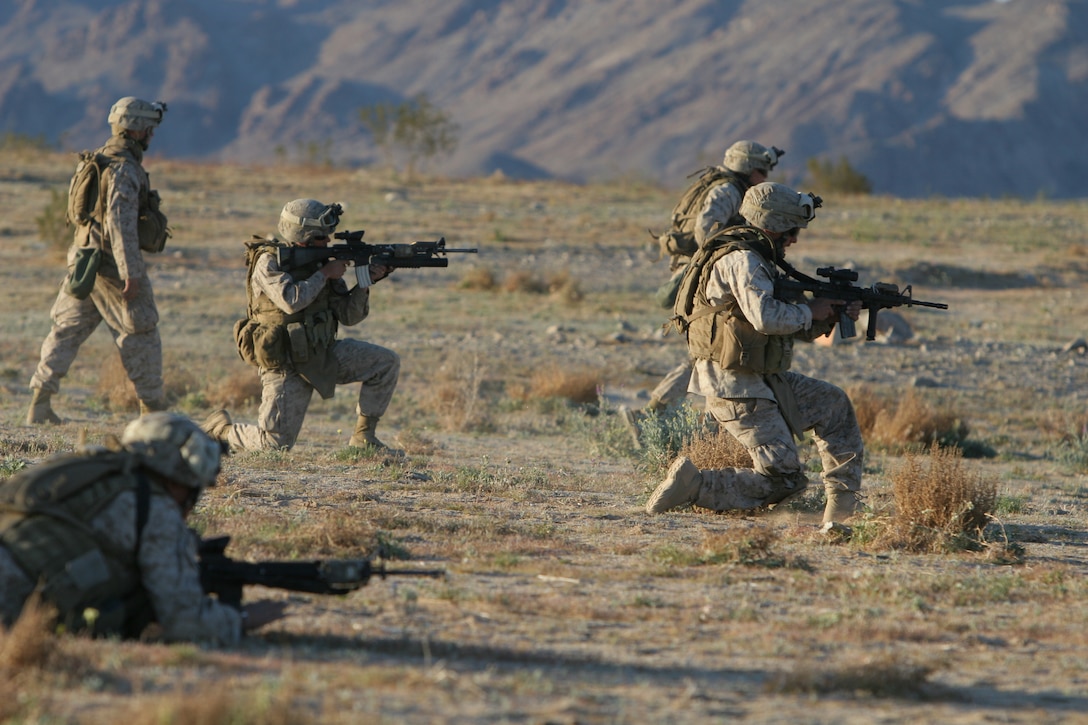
{"left": 655, "top": 166, "right": 738, "bottom": 260}
{"left": 64, "top": 148, "right": 171, "bottom": 253}
{"left": 0, "top": 451, "right": 154, "bottom": 634}
{"left": 667, "top": 226, "right": 774, "bottom": 334}
{"left": 65, "top": 150, "right": 111, "bottom": 227}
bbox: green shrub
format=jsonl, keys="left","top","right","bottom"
{"left": 806, "top": 156, "right": 872, "bottom": 194}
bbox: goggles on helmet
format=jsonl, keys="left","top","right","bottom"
{"left": 280, "top": 202, "right": 343, "bottom": 231}
{"left": 128, "top": 101, "right": 168, "bottom": 122}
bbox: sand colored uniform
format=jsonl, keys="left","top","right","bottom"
{"left": 0, "top": 487, "right": 240, "bottom": 644}
{"left": 221, "top": 248, "right": 400, "bottom": 450}
{"left": 649, "top": 171, "right": 751, "bottom": 408}
{"left": 30, "top": 137, "right": 164, "bottom": 405}
{"left": 686, "top": 245, "right": 864, "bottom": 510}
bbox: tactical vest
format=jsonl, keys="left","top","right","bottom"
{"left": 233, "top": 238, "right": 340, "bottom": 398}
{"left": 672, "top": 226, "right": 793, "bottom": 375}
{"left": 0, "top": 450, "right": 163, "bottom": 635}
{"left": 658, "top": 167, "right": 752, "bottom": 264}
{"left": 66, "top": 136, "right": 170, "bottom": 253}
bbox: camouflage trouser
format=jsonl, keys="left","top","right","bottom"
{"left": 223, "top": 338, "right": 400, "bottom": 451}
{"left": 695, "top": 371, "right": 863, "bottom": 511}
{"left": 30, "top": 275, "right": 163, "bottom": 403}
{"left": 649, "top": 359, "right": 693, "bottom": 407}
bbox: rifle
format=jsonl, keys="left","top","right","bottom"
{"left": 276, "top": 230, "right": 477, "bottom": 270}
{"left": 775, "top": 265, "right": 948, "bottom": 341}
{"left": 198, "top": 536, "right": 445, "bottom": 608}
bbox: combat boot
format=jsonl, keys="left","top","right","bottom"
{"left": 349, "top": 415, "right": 403, "bottom": 456}
{"left": 823, "top": 489, "right": 862, "bottom": 524}
{"left": 646, "top": 456, "right": 702, "bottom": 514}
{"left": 202, "top": 409, "right": 233, "bottom": 441}
{"left": 139, "top": 397, "right": 169, "bottom": 415}
{"left": 26, "top": 389, "right": 61, "bottom": 425}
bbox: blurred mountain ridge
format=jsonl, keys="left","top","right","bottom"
{"left": 1, "top": 0, "right": 1085, "bottom": 197}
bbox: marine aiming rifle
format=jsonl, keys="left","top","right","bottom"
{"left": 199, "top": 536, "right": 445, "bottom": 608}
{"left": 774, "top": 264, "right": 948, "bottom": 341}
{"left": 277, "top": 229, "right": 478, "bottom": 270}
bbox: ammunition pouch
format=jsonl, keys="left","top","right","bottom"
{"left": 717, "top": 316, "right": 792, "bottom": 375}
{"left": 658, "top": 229, "right": 697, "bottom": 260}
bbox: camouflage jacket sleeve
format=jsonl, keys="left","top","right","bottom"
{"left": 103, "top": 159, "right": 147, "bottom": 281}
{"left": 329, "top": 282, "right": 371, "bottom": 326}
{"left": 694, "top": 182, "right": 744, "bottom": 247}
{"left": 689, "top": 250, "right": 815, "bottom": 400}
{"left": 252, "top": 252, "right": 331, "bottom": 315}
{"left": 91, "top": 491, "right": 242, "bottom": 645}
{"left": 709, "top": 250, "right": 812, "bottom": 334}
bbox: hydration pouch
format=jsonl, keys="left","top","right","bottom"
{"left": 65, "top": 246, "right": 102, "bottom": 300}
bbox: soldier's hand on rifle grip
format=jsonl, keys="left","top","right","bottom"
{"left": 842, "top": 300, "right": 863, "bottom": 321}
{"left": 807, "top": 297, "right": 845, "bottom": 321}
{"left": 369, "top": 263, "right": 393, "bottom": 282}
{"left": 241, "top": 600, "right": 289, "bottom": 632}
{"left": 321, "top": 259, "right": 349, "bottom": 280}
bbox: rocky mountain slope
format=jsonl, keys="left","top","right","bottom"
{"left": 1, "top": 0, "right": 1086, "bottom": 197}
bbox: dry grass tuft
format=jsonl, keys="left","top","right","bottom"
{"left": 874, "top": 445, "right": 997, "bottom": 553}
{"left": 679, "top": 429, "right": 753, "bottom": 469}
{"left": 651, "top": 526, "right": 806, "bottom": 569}
{"left": 457, "top": 266, "right": 498, "bottom": 291}
{"left": 424, "top": 350, "right": 490, "bottom": 432}
{"left": 97, "top": 351, "right": 202, "bottom": 411}
{"left": 699, "top": 526, "right": 782, "bottom": 566}
{"left": 205, "top": 369, "right": 263, "bottom": 409}
{"left": 767, "top": 654, "right": 940, "bottom": 698}
{"left": 0, "top": 593, "right": 56, "bottom": 671}
{"left": 395, "top": 428, "right": 441, "bottom": 456}
{"left": 120, "top": 680, "right": 310, "bottom": 725}
{"left": 849, "top": 386, "right": 967, "bottom": 452}
{"left": 501, "top": 270, "right": 549, "bottom": 294}
{"left": 547, "top": 270, "right": 584, "bottom": 305}
{"left": 511, "top": 365, "right": 601, "bottom": 404}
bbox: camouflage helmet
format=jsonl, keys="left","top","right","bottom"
{"left": 108, "top": 97, "right": 167, "bottom": 135}
{"left": 121, "top": 412, "right": 222, "bottom": 489}
{"left": 278, "top": 199, "right": 343, "bottom": 246}
{"left": 722, "top": 141, "right": 785, "bottom": 176}
{"left": 740, "top": 182, "right": 822, "bottom": 233}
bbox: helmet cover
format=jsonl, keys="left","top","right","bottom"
{"left": 121, "top": 412, "right": 221, "bottom": 489}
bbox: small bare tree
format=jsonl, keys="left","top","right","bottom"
{"left": 359, "top": 93, "right": 459, "bottom": 177}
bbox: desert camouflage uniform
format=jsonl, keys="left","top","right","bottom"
{"left": 649, "top": 172, "right": 750, "bottom": 408}
{"left": 30, "top": 136, "right": 164, "bottom": 405}
{"left": 686, "top": 246, "right": 864, "bottom": 509}
{"left": 0, "top": 488, "right": 240, "bottom": 644}
{"left": 221, "top": 250, "right": 400, "bottom": 450}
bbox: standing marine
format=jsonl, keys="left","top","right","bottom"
{"left": 646, "top": 182, "right": 865, "bottom": 524}
{"left": 203, "top": 199, "right": 400, "bottom": 452}
{"left": 27, "top": 96, "right": 171, "bottom": 424}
